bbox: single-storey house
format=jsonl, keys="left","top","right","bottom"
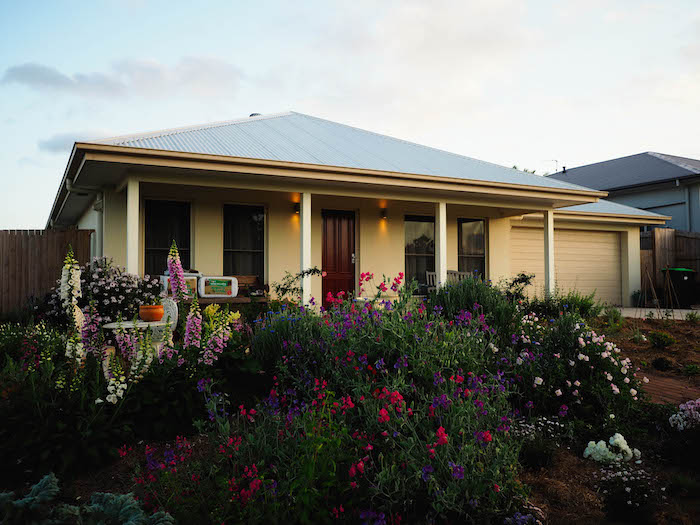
{"left": 548, "top": 152, "right": 700, "bottom": 232}
{"left": 47, "top": 112, "right": 667, "bottom": 306}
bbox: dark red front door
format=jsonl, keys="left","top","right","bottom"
{"left": 322, "top": 210, "right": 355, "bottom": 306}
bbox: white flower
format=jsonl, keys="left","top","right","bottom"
{"left": 95, "top": 398, "right": 104, "bottom": 404}
{"left": 609, "top": 414, "right": 615, "bottom": 419}
{"left": 643, "top": 377, "right": 649, "bottom": 383}
{"left": 555, "top": 389, "right": 562, "bottom": 396}
{"left": 574, "top": 380, "right": 581, "bottom": 387}
{"left": 630, "top": 388, "right": 638, "bottom": 396}
{"left": 534, "top": 377, "right": 544, "bottom": 386}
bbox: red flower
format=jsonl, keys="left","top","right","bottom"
{"left": 378, "top": 408, "right": 390, "bottom": 423}
{"left": 436, "top": 426, "right": 448, "bottom": 446}
{"left": 493, "top": 483, "right": 501, "bottom": 493}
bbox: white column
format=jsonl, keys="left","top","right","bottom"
{"left": 300, "top": 192, "right": 312, "bottom": 304}
{"left": 126, "top": 178, "right": 140, "bottom": 275}
{"left": 543, "top": 209, "right": 555, "bottom": 296}
{"left": 435, "top": 201, "right": 448, "bottom": 287}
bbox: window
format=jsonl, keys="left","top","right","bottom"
{"left": 145, "top": 200, "right": 191, "bottom": 276}
{"left": 405, "top": 215, "right": 434, "bottom": 293}
{"left": 458, "top": 219, "right": 485, "bottom": 276}
{"left": 223, "top": 204, "right": 265, "bottom": 283}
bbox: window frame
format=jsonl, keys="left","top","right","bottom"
{"left": 404, "top": 215, "right": 436, "bottom": 293}
{"left": 222, "top": 203, "right": 267, "bottom": 284}
{"left": 457, "top": 218, "right": 486, "bottom": 277}
{"left": 144, "top": 199, "right": 192, "bottom": 276}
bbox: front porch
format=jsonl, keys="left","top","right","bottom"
{"left": 99, "top": 174, "right": 563, "bottom": 304}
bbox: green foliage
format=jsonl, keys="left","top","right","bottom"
{"left": 271, "top": 267, "right": 323, "bottom": 301}
{"left": 528, "top": 289, "right": 603, "bottom": 320}
{"left": 502, "top": 272, "right": 535, "bottom": 304}
{"left": 648, "top": 331, "right": 676, "bottom": 350}
{"left": 427, "top": 274, "right": 519, "bottom": 345}
{"left": 685, "top": 311, "right": 700, "bottom": 324}
{"left": 683, "top": 364, "right": 700, "bottom": 376}
{"left": 0, "top": 473, "right": 174, "bottom": 525}
{"left": 603, "top": 306, "right": 624, "bottom": 334}
{"left": 631, "top": 328, "right": 647, "bottom": 344}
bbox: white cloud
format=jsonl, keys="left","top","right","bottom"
{"left": 2, "top": 57, "right": 243, "bottom": 99}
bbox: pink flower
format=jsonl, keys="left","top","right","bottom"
{"left": 436, "top": 426, "right": 448, "bottom": 446}
{"left": 378, "top": 408, "right": 390, "bottom": 423}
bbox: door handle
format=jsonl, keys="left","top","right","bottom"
{"left": 351, "top": 253, "right": 356, "bottom": 265}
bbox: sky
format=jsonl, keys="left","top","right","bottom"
{"left": 1, "top": 0, "right": 699, "bottom": 228}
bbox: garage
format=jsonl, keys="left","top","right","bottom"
{"left": 510, "top": 226, "right": 622, "bottom": 305}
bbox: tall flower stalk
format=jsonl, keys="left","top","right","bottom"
{"left": 167, "top": 241, "right": 189, "bottom": 302}
{"left": 60, "top": 245, "right": 82, "bottom": 326}
{"left": 184, "top": 297, "right": 203, "bottom": 349}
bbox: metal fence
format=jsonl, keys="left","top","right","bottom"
{"left": 0, "top": 229, "right": 93, "bottom": 315}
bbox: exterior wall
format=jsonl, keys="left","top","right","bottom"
{"left": 103, "top": 189, "right": 127, "bottom": 268}
{"left": 77, "top": 200, "right": 99, "bottom": 259}
{"left": 610, "top": 183, "right": 700, "bottom": 232}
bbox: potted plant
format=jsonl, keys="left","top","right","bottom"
{"left": 139, "top": 295, "right": 164, "bottom": 322}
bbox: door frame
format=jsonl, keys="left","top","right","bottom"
{"left": 321, "top": 209, "right": 358, "bottom": 299}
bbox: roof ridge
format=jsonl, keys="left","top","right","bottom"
{"left": 93, "top": 111, "right": 294, "bottom": 145}
{"left": 291, "top": 112, "right": 577, "bottom": 184}
{"left": 647, "top": 151, "right": 699, "bottom": 174}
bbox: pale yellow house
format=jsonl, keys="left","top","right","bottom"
{"left": 48, "top": 112, "right": 667, "bottom": 306}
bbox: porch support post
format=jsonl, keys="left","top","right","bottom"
{"left": 126, "top": 177, "right": 140, "bottom": 275}
{"left": 543, "top": 209, "right": 555, "bottom": 296}
{"left": 435, "top": 201, "right": 448, "bottom": 287}
{"left": 300, "top": 192, "right": 312, "bottom": 305}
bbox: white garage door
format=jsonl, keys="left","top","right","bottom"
{"left": 511, "top": 227, "right": 622, "bottom": 305}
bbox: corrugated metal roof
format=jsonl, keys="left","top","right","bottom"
{"left": 547, "top": 152, "right": 700, "bottom": 191}
{"left": 95, "top": 111, "right": 597, "bottom": 192}
{"left": 559, "top": 199, "right": 666, "bottom": 217}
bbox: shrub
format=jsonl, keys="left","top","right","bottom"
{"left": 528, "top": 289, "right": 603, "bottom": 320}
{"left": 509, "top": 313, "right": 645, "bottom": 422}
{"left": 648, "top": 331, "right": 675, "bottom": 350}
{"left": 603, "top": 306, "right": 624, "bottom": 333}
{"left": 685, "top": 311, "right": 700, "bottom": 324}
{"left": 631, "top": 328, "right": 647, "bottom": 344}
{"left": 427, "top": 274, "right": 519, "bottom": 345}
{"left": 594, "top": 464, "right": 666, "bottom": 523}
{"left": 43, "top": 257, "right": 162, "bottom": 327}
{"left": 0, "top": 473, "right": 173, "bottom": 524}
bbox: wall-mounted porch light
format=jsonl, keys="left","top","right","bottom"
{"left": 294, "top": 202, "right": 301, "bottom": 214}
{"left": 380, "top": 208, "right": 388, "bottom": 219}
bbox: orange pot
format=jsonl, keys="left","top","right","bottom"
{"left": 139, "top": 304, "right": 164, "bottom": 322}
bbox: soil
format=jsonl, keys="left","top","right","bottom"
{"left": 523, "top": 449, "right": 700, "bottom": 525}
{"left": 597, "top": 318, "right": 700, "bottom": 393}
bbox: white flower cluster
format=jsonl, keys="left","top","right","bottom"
{"left": 583, "top": 433, "right": 641, "bottom": 463}
{"left": 65, "top": 333, "right": 85, "bottom": 364}
{"left": 669, "top": 398, "right": 700, "bottom": 431}
{"left": 60, "top": 264, "right": 82, "bottom": 318}
{"left": 105, "top": 375, "right": 128, "bottom": 404}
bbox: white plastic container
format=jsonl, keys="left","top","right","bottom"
{"left": 160, "top": 273, "right": 200, "bottom": 297}
{"left": 198, "top": 276, "right": 238, "bottom": 298}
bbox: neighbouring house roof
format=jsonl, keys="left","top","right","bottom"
{"left": 93, "top": 111, "right": 596, "bottom": 193}
{"left": 547, "top": 152, "right": 700, "bottom": 192}
{"left": 557, "top": 199, "right": 667, "bottom": 218}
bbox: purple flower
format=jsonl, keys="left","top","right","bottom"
{"left": 421, "top": 464, "right": 434, "bottom": 481}
{"left": 448, "top": 461, "right": 465, "bottom": 479}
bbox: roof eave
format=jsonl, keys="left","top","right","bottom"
{"left": 72, "top": 142, "right": 609, "bottom": 200}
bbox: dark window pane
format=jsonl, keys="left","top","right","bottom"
{"left": 458, "top": 219, "right": 485, "bottom": 278}
{"left": 223, "top": 205, "right": 265, "bottom": 284}
{"left": 459, "top": 219, "right": 485, "bottom": 256}
{"left": 145, "top": 200, "right": 190, "bottom": 276}
{"left": 405, "top": 216, "right": 435, "bottom": 293}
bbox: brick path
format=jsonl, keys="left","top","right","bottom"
{"left": 642, "top": 372, "right": 700, "bottom": 405}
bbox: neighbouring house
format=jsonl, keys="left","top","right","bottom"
{"left": 548, "top": 152, "right": 700, "bottom": 232}
{"left": 47, "top": 112, "right": 667, "bottom": 306}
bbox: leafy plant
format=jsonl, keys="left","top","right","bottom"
{"left": 603, "top": 306, "right": 624, "bottom": 333}
{"left": 631, "top": 328, "right": 647, "bottom": 344}
{"left": 0, "top": 473, "right": 174, "bottom": 524}
{"left": 648, "top": 331, "right": 676, "bottom": 350}
{"left": 685, "top": 311, "right": 700, "bottom": 324}
{"left": 683, "top": 364, "right": 700, "bottom": 376}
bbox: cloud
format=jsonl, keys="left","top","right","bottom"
{"left": 38, "top": 131, "right": 111, "bottom": 153}
{"left": 2, "top": 57, "right": 243, "bottom": 99}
